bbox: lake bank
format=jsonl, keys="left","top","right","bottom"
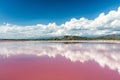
{"left": 0, "top": 40, "right": 120, "bottom": 44}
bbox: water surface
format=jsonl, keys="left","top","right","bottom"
{"left": 0, "top": 41, "right": 120, "bottom": 80}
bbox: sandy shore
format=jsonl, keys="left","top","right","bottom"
{"left": 1, "top": 40, "right": 120, "bottom": 44}
{"left": 33, "top": 40, "right": 120, "bottom": 44}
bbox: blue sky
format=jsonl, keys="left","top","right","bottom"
{"left": 0, "top": 0, "right": 120, "bottom": 25}
{"left": 0, "top": 0, "right": 120, "bottom": 39}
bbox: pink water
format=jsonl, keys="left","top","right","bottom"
{"left": 0, "top": 41, "right": 120, "bottom": 80}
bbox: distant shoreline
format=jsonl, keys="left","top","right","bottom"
{"left": 0, "top": 40, "right": 120, "bottom": 44}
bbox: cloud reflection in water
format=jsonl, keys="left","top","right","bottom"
{"left": 0, "top": 41, "right": 120, "bottom": 74}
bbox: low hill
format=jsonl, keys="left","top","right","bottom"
{"left": 0, "top": 35, "right": 120, "bottom": 40}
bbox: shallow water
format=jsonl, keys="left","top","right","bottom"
{"left": 0, "top": 41, "right": 120, "bottom": 80}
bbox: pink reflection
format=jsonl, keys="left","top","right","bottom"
{"left": 0, "top": 41, "right": 120, "bottom": 80}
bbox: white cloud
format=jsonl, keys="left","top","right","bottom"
{"left": 1, "top": 7, "right": 120, "bottom": 39}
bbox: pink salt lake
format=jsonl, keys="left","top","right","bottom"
{"left": 0, "top": 41, "right": 120, "bottom": 80}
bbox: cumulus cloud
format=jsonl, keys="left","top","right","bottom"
{"left": 1, "top": 7, "right": 120, "bottom": 39}
{"left": 0, "top": 41, "right": 120, "bottom": 74}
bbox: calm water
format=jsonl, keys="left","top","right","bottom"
{"left": 0, "top": 41, "right": 120, "bottom": 80}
